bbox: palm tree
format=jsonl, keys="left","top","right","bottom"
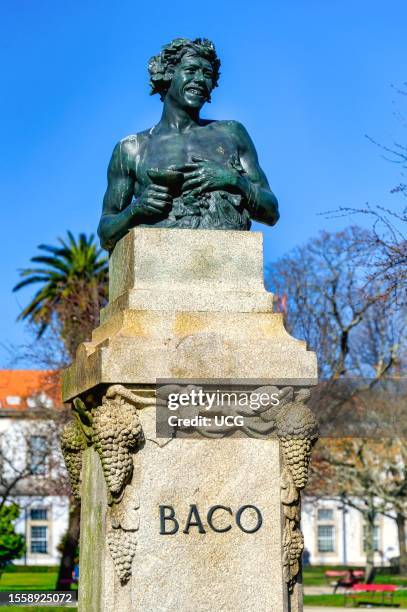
{"left": 13, "top": 231, "right": 108, "bottom": 591}
{"left": 14, "top": 231, "right": 108, "bottom": 358}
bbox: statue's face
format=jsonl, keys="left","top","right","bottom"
{"left": 166, "top": 53, "right": 214, "bottom": 110}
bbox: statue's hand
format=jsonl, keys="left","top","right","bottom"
{"left": 176, "top": 156, "right": 238, "bottom": 198}
{"left": 135, "top": 185, "right": 172, "bottom": 219}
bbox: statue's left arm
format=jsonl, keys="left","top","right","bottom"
{"left": 231, "top": 121, "right": 279, "bottom": 226}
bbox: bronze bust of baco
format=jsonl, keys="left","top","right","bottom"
{"left": 98, "top": 38, "right": 279, "bottom": 251}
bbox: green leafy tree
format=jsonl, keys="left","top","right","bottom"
{"left": 13, "top": 232, "right": 108, "bottom": 359}
{"left": 0, "top": 504, "right": 25, "bottom": 577}
{"left": 13, "top": 232, "right": 108, "bottom": 589}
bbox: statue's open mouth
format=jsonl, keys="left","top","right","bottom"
{"left": 185, "top": 87, "right": 206, "bottom": 96}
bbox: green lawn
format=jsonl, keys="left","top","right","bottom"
{"left": 304, "top": 592, "right": 407, "bottom": 607}
{"left": 303, "top": 564, "right": 346, "bottom": 586}
{"left": 303, "top": 564, "right": 407, "bottom": 587}
{"left": 304, "top": 594, "right": 345, "bottom": 607}
{"left": 0, "top": 570, "right": 58, "bottom": 591}
{"left": 0, "top": 567, "right": 75, "bottom": 610}
{"left": 303, "top": 565, "right": 407, "bottom": 607}
{"left": 2, "top": 564, "right": 407, "bottom": 609}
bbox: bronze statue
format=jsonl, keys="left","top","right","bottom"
{"left": 98, "top": 38, "right": 279, "bottom": 251}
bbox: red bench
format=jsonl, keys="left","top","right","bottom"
{"left": 325, "top": 569, "right": 364, "bottom": 579}
{"left": 344, "top": 583, "right": 400, "bottom": 608}
{"left": 325, "top": 569, "right": 364, "bottom": 592}
{"left": 351, "top": 571, "right": 365, "bottom": 578}
{"left": 325, "top": 570, "right": 347, "bottom": 579}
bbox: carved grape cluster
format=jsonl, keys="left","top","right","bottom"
{"left": 279, "top": 437, "right": 314, "bottom": 490}
{"left": 91, "top": 396, "right": 144, "bottom": 498}
{"left": 283, "top": 526, "right": 304, "bottom": 588}
{"left": 288, "top": 529, "right": 304, "bottom": 564}
{"left": 107, "top": 529, "right": 138, "bottom": 584}
{"left": 60, "top": 420, "right": 87, "bottom": 500}
{"left": 276, "top": 390, "right": 318, "bottom": 490}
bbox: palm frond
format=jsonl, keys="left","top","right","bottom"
{"left": 37, "top": 244, "right": 64, "bottom": 255}
{"left": 14, "top": 231, "right": 109, "bottom": 339}
{"left": 13, "top": 275, "right": 52, "bottom": 291}
{"left": 30, "top": 256, "right": 71, "bottom": 274}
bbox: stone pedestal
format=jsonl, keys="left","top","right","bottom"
{"left": 61, "top": 228, "right": 318, "bottom": 612}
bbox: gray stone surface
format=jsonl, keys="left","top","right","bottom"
{"left": 79, "top": 448, "right": 110, "bottom": 612}
{"left": 305, "top": 609, "right": 401, "bottom": 612}
{"left": 62, "top": 227, "right": 317, "bottom": 611}
{"left": 107, "top": 228, "right": 268, "bottom": 304}
{"left": 103, "top": 228, "right": 274, "bottom": 316}
{"left": 81, "top": 416, "right": 294, "bottom": 612}
{"left": 62, "top": 229, "right": 316, "bottom": 400}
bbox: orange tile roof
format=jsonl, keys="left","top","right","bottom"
{"left": 0, "top": 370, "right": 61, "bottom": 410}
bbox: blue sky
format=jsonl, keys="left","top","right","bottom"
{"left": 1, "top": 0, "right": 406, "bottom": 365}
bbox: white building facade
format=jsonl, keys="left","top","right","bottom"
{"left": 12, "top": 496, "right": 69, "bottom": 566}
{"left": 0, "top": 370, "right": 402, "bottom": 568}
{"left": 0, "top": 370, "right": 70, "bottom": 566}
{"left": 302, "top": 497, "right": 399, "bottom": 567}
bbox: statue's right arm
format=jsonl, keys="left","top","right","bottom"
{"left": 97, "top": 141, "right": 139, "bottom": 251}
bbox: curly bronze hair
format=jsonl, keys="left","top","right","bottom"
{"left": 148, "top": 37, "right": 221, "bottom": 101}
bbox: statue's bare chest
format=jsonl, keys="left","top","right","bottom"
{"left": 134, "top": 125, "right": 237, "bottom": 184}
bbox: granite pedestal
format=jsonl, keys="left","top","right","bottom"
{"left": 62, "top": 228, "right": 317, "bottom": 612}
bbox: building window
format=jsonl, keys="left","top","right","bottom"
{"left": 317, "top": 524, "right": 335, "bottom": 553}
{"left": 316, "top": 506, "right": 336, "bottom": 553}
{"left": 30, "top": 526, "right": 48, "bottom": 554}
{"left": 363, "top": 524, "right": 380, "bottom": 552}
{"left": 30, "top": 508, "right": 48, "bottom": 521}
{"left": 6, "top": 395, "right": 21, "bottom": 406}
{"left": 317, "top": 508, "right": 334, "bottom": 521}
{"left": 29, "top": 436, "right": 48, "bottom": 475}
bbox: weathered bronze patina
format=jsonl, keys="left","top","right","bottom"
{"left": 98, "top": 38, "right": 279, "bottom": 251}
